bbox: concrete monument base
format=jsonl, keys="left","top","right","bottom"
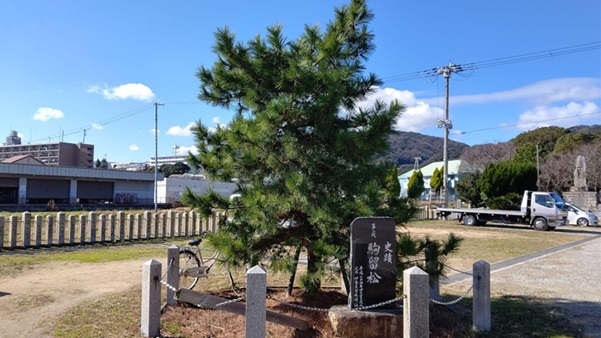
{"left": 328, "top": 305, "right": 403, "bottom": 338}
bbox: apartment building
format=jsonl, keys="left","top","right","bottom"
{"left": 0, "top": 131, "right": 94, "bottom": 168}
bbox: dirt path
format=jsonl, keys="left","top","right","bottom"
{"left": 0, "top": 257, "right": 164, "bottom": 338}
{"left": 444, "top": 234, "right": 601, "bottom": 337}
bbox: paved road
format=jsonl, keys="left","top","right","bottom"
{"left": 442, "top": 227, "right": 601, "bottom": 337}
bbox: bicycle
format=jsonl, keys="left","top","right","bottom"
{"left": 178, "top": 231, "right": 220, "bottom": 290}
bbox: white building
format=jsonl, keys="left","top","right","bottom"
{"left": 398, "top": 160, "right": 474, "bottom": 201}
{"left": 156, "top": 174, "right": 237, "bottom": 204}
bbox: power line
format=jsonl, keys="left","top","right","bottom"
{"left": 459, "top": 111, "right": 601, "bottom": 135}
{"left": 27, "top": 42, "right": 600, "bottom": 144}
{"left": 382, "top": 41, "right": 601, "bottom": 84}
{"left": 31, "top": 103, "right": 154, "bottom": 143}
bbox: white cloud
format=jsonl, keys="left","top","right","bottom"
{"left": 86, "top": 85, "right": 101, "bottom": 94}
{"left": 517, "top": 101, "right": 600, "bottom": 130}
{"left": 212, "top": 116, "right": 221, "bottom": 124}
{"left": 33, "top": 107, "right": 64, "bottom": 121}
{"left": 358, "top": 87, "right": 444, "bottom": 132}
{"left": 91, "top": 123, "right": 103, "bottom": 130}
{"left": 166, "top": 122, "right": 196, "bottom": 136}
{"left": 88, "top": 83, "right": 155, "bottom": 102}
{"left": 129, "top": 145, "right": 140, "bottom": 151}
{"left": 443, "top": 78, "right": 601, "bottom": 106}
{"left": 178, "top": 145, "right": 198, "bottom": 155}
{"left": 150, "top": 128, "right": 159, "bottom": 134}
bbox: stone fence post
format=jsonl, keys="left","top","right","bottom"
{"left": 57, "top": 212, "right": 66, "bottom": 245}
{"left": 166, "top": 245, "right": 179, "bottom": 306}
{"left": 403, "top": 266, "right": 429, "bottom": 338}
{"left": 46, "top": 215, "right": 54, "bottom": 245}
{"left": 0, "top": 216, "right": 4, "bottom": 249}
{"left": 22, "top": 212, "right": 31, "bottom": 247}
{"left": 88, "top": 212, "right": 97, "bottom": 243}
{"left": 141, "top": 259, "right": 161, "bottom": 337}
{"left": 473, "top": 260, "right": 491, "bottom": 332}
{"left": 99, "top": 214, "right": 106, "bottom": 242}
{"left": 144, "top": 211, "right": 152, "bottom": 239}
{"left": 246, "top": 265, "right": 267, "bottom": 338}
{"left": 68, "top": 215, "right": 76, "bottom": 244}
{"left": 9, "top": 215, "right": 17, "bottom": 248}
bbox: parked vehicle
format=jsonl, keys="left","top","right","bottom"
{"left": 436, "top": 190, "right": 568, "bottom": 231}
{"left": 566, "top": 202, "right": 598, "bottom": 226}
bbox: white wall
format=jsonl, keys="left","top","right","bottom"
{"left": 157, "top": 177, "right": 237, "bottom": 203}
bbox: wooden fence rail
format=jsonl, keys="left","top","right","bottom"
{"left": 0, "top": 210, "right": 220, "bottom": 249}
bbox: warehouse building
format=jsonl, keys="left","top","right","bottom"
{"left": 0, "top": 161, "right": 161, "bottom": 206}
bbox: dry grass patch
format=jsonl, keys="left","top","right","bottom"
{"left": 403, "top": 220, "right": 589, "bottom": 271}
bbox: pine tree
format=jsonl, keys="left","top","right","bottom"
{"left": 181, "top": 0, "right": 414, "bottom": 293}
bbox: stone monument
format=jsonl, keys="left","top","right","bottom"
{"left": 348, "top": 217, "right": 397, "bottom": 310}
{"left": 329, "top": 217, "right": 402, "bottom": 338}
{"left": 572, "top": 155, "right": 587, "bottom": 192}
{"left": 564, "top": 155, "right": 598, "bottom": 213}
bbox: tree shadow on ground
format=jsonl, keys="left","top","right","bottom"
{"left": 444, "top": 294, "right": 597, "bottom": 338}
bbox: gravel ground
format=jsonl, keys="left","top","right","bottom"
{"left": 444, "top": 228, "right": 601, "bottom": 337}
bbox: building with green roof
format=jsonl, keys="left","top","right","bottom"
{"left": 398, "top": 159, "right": 475, "bottom": 201}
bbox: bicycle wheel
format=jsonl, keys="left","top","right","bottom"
{"left": 179, "top": 249, "right": 201, "bottom": 290}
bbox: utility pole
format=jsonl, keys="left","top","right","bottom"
{"left": 435, "top": 63, "right": 463, "bottom": 207}
{"left": 154, "top": 102, "right": 164, "bottom": 213}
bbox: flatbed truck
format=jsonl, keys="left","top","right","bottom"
{"left": 435, "top": 190, "right": 568, "bottom": 231}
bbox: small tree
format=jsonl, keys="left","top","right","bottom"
{"left": 385, "top": 165, "right": 401, "bottom": 198}
{"left": 478, "top": 160, "right": 537, "bottom": 208}
{"left": 456, "top": 171, "right": 483, "bottom": 207}
{"left": 396, "top": 232, "right": 463, "bottom": 297}
{"left": 100, "top": 158, "right": 109, "bottom": 169}
{"left": 160, "top": 161, "right": 191, "bottom": 177}
{"left": 407, "top": 170, "right": 425, "bottom": 199}
{"left": 430, "top": 166, "right": 443, "bottom": 199}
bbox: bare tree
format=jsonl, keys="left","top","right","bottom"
{"left": 460, "top": 142, "right": 515, "bottom": 170}
{"left": 539, "top": 152, "right": 577, "bottom": 192}
{"left": 539, "top": 140, "right": 601, "bottom": 193}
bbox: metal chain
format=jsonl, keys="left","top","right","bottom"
{"left": 160, "top": 258, "right": 174, "bottom": 282}
{"left": 354, "top": 295, "right": 405, "bottom": 311}
{"left": 270, "top": 298, "right": 331, "bottom": 312}
{"left": 442, "top": 263, "right": 473, "bottom": 276}
{"left": 430, "top": 284, "right": 473, "bottom": 305}
{"left": 271, "top": 294, "right": 405, "bottom": 313}
{"left": 215, "top": 296, "right": 245, "bottom": 307}
{"left": 161, "top": 280, "right": 177, "bottom": 293}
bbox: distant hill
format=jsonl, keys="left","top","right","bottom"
{"left": 378, "top": 131, "right": 469, "bottom": 173}
{"left": 567, "top": 125, "right": 601, "bottom": 134}
{"left": 379, "top": 125, "right": 600, "bottom": 175}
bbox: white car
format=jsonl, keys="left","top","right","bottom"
{"left": 566, "top": 203, "right": 598, "bottom": 226}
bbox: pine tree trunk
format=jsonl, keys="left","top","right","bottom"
{"left": 306, "top": 246, "right": 321, "bottom": 292}
{"left": 286, "top": 245, "right": 302, "bottom": 297}
{"left": 338, "top": 258, "right": 350, "bottom": 294}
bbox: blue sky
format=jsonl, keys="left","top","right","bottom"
{"left": 1, "top": 1, "right": 600, "bottom": 163}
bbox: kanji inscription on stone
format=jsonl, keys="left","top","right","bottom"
{"left": 349, "top": 217, "right": 396, "bottom": 310}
